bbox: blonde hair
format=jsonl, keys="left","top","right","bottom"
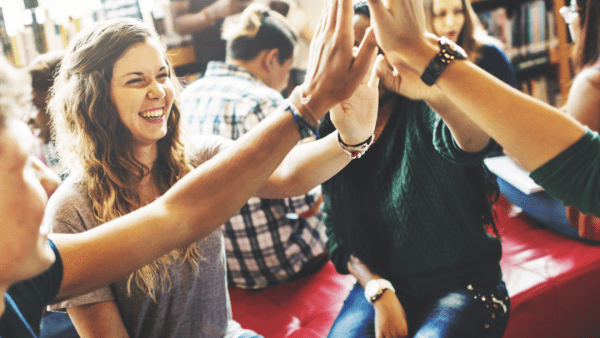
{"left": 222, "top": 3, "right": 297, "bottom": 63}
{"left": 48, "top": 18, "right": 201, "bottom": 299}
{"left": 424, "top": 0, "right": 501, "bottom": 63}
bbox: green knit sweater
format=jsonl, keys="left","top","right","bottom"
{"left": 321, "top": 98, "right": 503, "bottom": 290}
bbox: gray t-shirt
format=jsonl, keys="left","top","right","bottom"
{"left": 46, "top": 135, "right": 256, "bottom": 338}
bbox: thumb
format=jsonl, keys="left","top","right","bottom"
{"left": 368, "top": 54, "right": 382, "bottom": 88}
{"left": 352, "top": 25, "right": 379, "bottom": 84}
{"left": 376, "top": 55, "right": 400, "bottom": 92}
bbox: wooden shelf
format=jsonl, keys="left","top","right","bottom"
{"left": 166, "top": 45, "right": 196, "bottom": 68}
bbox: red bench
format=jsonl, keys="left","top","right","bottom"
{"left": 230, "top": 196, "right": 600, "bottom": 337}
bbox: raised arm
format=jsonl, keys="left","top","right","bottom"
{"left": 170, "top": 0, "right": 252, "bottom": 35}
{"left": 366, "top": 0, "right": 585, "bottom": 172}
{"left": 375, "top": 55, "right": 490, "bottom": 153}
{"left": 257, "top": 34, "right": 379, "bottom": 198}
{"left": 51, "top": 0, "right": 378, "bottom": 302}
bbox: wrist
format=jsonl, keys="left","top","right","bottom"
{"left": 365, "top": 278, "right": 395, "bottom": 304}
{"left": 372, "top": 289, "right": 397, "bottom": 310}
{"left": 338, "top": 132, "right": 374, "bottom": 159}
{"left": 296, "top": 83, "right": 335, "bottom": 121}
{"left": 289, "top": 86, "right": 321, "bottom": 125}
{"left": 389, "top": 35, "right": 438, "bottom": 75}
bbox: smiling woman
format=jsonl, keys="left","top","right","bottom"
{"left": 45, "top": 19, "right": 224, "bottom": 338}
{"left": 42, "top": 10, "right": 378, "bottom": 337}
{"left": 110, "top": 40, "right": 175, "bottom": 146}
{"left": 0, "top": 0, "right": 381, "bottom": 335}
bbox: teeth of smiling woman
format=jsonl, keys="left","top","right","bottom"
{"left": 139, "top": 108, "right": 164, "bottom": 119}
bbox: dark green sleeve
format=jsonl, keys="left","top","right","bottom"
{"left": 530, "top": 129, "right": 600, "bottom": 217}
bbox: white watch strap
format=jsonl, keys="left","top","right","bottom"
{"left": 376, "top": 279, "right": 395, "bottom": 293}
{"left": 365, "top": 278, "right": 396, "bottom": 303}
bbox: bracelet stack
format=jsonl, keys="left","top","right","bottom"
{"left": 338, "top": 133, "right": 375, "bottom": 159}
{"left": 284, "top": 99, "right": 320, "bottom": 140}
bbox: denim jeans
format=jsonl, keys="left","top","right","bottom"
{"left": 327, "top": 281, "right": 510, "bottom": 338}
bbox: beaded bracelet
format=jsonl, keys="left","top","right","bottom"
{"left": 338, "top": 132, "right": 375, "bottom": 159}
{"left": 284, "top": 99, "right": 320, "bottom": 139}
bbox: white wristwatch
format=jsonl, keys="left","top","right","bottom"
{"left": 364, "top": 279, "right": 395, "bottom": 304}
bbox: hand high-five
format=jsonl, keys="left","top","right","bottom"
{"left": 330, "top": 28, "right": 380, "bottom": 145}
{"left": 297, "top": 0, "right": 379, "bottom": 120}
{"left": 366, "top": 0, "right": 435, "bottom": 74}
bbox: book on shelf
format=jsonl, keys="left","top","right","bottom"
{"left": 517, "top": 74, "right": 560, "bottom": 105}
{"left": 0, "top": 8, "right": 15, "bottom": 64}
{"left": 478, "top": 0, "right": 559, "bottom": 62}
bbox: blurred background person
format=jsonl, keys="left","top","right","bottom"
{"left": 171, "top": 0, "right": 253, "bottom": 75}
{"left": 27, "top": 50, "right": 65, "bottom": 176}
{"left": 180, "top": 3, "right": 328, "bottom": 290}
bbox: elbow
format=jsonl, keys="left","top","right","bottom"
{"left": 457, "top": 136, "right": 492, "bottom": 154}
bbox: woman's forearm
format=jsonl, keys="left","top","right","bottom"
{"left": 255, "top": 131, "right": 352, "bottom": 198}
{"left": 53, "top": 108, "right": 302, "bottom": 301}
{"left": 366, "top": 0, "right": 586, "bottom": 172}
{"left": 390, "top": 37, "right": 584, "bottom": 172}
{"left": 53, "top": 0, "right": 377, "bottom": 302}
{"left": 425, "top": 88, "right": 491, "bottom": 153}
{"left": 434, "top": 60, "right": 585, "bottom": 172}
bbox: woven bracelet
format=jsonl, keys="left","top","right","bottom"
{"left": 284, "top": 100, "right": 320, "bottom": 139}
{"left": 338, "top": 133, "right": 375, "bottom": 159}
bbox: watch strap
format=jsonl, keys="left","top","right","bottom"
{"left": 365, "top": 279, "right": 395, "bottom": 304}
{"left": 420, "top": 36, "right": 467, "bottom": 86}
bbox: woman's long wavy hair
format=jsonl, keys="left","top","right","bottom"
{"left": 48, "top": 18, "right": 200, "bottom": 299}
{"left": 573, "top": 0, "right": 600, "bottom": 71}
{"left": 423, "top": 0, "right": 501, "bottom": 63}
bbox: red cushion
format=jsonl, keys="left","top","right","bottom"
{"left": 230, "top": 262, "right": 355, "bottom": 337}
{"left": 230, "top": 196, "right": 600, "bottom": 337}
{"left": 496, "top": 196, "right": 600, "bottom": 337}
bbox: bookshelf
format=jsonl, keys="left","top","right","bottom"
{"left": 0, "top": 0, "right": 191, "bottom": 70}
{"left": 472, "top": 0, "right": 572, "bottom": 106}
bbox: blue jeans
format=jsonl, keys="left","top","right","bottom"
{"left": 327, "top": 281, "right": 510, "bottom": 338}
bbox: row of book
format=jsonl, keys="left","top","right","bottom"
{"left": 478, "top": 0, "right": 559, "bottom": 62}
{"left": 517, "top": 74, "right": 562, "bottom": 107}
{"left": 0, "top": 0, "right": 173, "bottom": 67}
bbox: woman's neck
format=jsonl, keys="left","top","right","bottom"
{"left": 132, "top": 143, "right": 160, "bottom": 204}
{"left": 133, "top": 142, "right": 158, "bottom": 167}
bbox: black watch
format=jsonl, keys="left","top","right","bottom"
{"left": 420, "top": 36, "right": 468, "bottom": 86}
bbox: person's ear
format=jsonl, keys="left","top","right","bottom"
{"left": 265, "top": 48, "right": 280, "bottom": 70}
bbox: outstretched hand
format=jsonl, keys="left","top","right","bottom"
{"left": 366, "top": 0, "right": 432, "bottom": 73}
{"left": 375, "top": 55, "right": 439, "bottom": 101}
{"left": 330, "top": 28, "right": 379, "bottom": 145}
{"left": 296, "top": 0, "right": 379, "bottom": 121}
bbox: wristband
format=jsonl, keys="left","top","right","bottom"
{"left": 284, "top": 100, "right": 320, "bottom": 139}
{"left": 338, "top": 133, "right": 374, "bottom": 159}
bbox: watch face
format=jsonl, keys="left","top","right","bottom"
{"left": 365, "top": 280, "right": 380, "bottom": 298}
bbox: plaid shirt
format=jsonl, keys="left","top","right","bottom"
{"left": 180, "top": 61, "right": 327, "bottom": 289}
